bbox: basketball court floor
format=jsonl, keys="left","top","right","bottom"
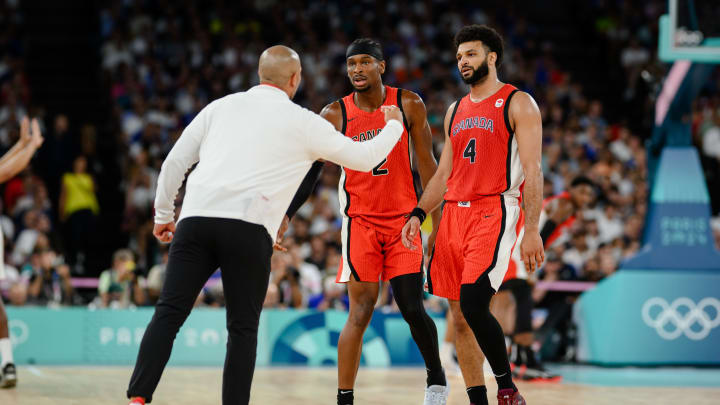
{"left": 1, "top": 365, "right": 718, "bottom": 404}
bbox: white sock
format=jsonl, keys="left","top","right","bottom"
{"left": 0, "top": 338, "right": 13, "bottom": 367}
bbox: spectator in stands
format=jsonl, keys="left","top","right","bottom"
{"left": 26, "top": 248, "right": 74, "bottom": 306}
{"left": 59, "top": 155, "right": 99, "bottom": 273}
{"left": 12, "top": 177, "right": 51, "bottom": 221}
{"left": 97, "top": 249, "right": 146, "bottom": 308}
{"left": 305, "top": 235, "right": 328, "bottom": 270}
{"left": 123, "top": 149, "right": 157, "bottom": 268}
{"left": 309, "top": 276, "right": 349, "bottom": 311}
{"left": 286, "top": 241, "right": 323, "bottom": 304}
{"left": 268, "top": 252, "right": 303, "bottom": 309}
{"left": 11, "top": 209, "right": 51, "bottom": 266}
{"left": 145, "top": 246, "right": 168, "bottom": 304}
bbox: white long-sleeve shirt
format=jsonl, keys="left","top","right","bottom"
{"left": 154, "top": 84, "right": 402, "bottom": 242}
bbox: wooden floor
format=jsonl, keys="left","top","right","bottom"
{"left": 0, "top": 366, "right": 718, "bottom": 405}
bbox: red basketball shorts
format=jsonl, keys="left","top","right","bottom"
{"left": 336, "top": 217, "right": 423, "bottom": 283}
{"left": 427, "top": 195, "right": 523, "bottom": 300}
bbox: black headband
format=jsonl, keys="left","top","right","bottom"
{"left": 346, "top": 42, "right": 384, "bottom": 61}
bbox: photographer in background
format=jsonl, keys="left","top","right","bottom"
{"left": 26, "top": 248, "right": 75, "bottom": 306}
{"left": 268, "top": 252, "right": 303, "bottom": 308}
{"left": 97, "top": 249, "right": 147, "bottom": 308}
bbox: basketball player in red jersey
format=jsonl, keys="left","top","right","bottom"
{"left": 402, "top": 25, "right": 543, "bottom": 405}
{"left": 319, "top": 38, "right": 448, "bottom": 405}
{"left": 498, "top": 176, "right": 596, "bottom": 381}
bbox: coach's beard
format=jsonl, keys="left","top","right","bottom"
{"left": 462, "top": 59, "right": 489, "bottom": 85}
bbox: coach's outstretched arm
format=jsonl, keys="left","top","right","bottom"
{"left": 305, "top": 105, "right": 403, "bottom": 172}
{"left": 400, "top": 102, "right": 456, "bottom": 249}
{"left": 512, "top": 92, "right": 545, "bottom": 273}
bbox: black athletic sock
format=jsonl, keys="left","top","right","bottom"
{"left": 337, "top": 388, "right": 353, "bottom": 405}
{"left": 495, "top": 372, "right": 516, "bottom": 391}
{"left": 459, "top": 277, "right": 517, "bottom": 392}
{"left": 426, "top": 367, "right": 447, "bottom": 387}
{"left": 467, "top": 385, "right": 488, "bottom": 405}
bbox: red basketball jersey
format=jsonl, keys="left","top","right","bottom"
{"left": 338, "top": 86, "right": 418, "bottom": 234}
{"left": 445, "top": 83, "right": 524, "bottom": 202}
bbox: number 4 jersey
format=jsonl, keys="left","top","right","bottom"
{"left": 337, "top": 86, "right": 418, "bottom": 235}
{"left": 445, "top": 83, "right": 524, "bottom": 202}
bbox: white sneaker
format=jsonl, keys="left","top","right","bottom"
{"left": 423, "top": 384, "right": 449, "bottom": 405}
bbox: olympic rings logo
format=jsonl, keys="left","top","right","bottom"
{"left": 641, "top": 297, "right": 720, "bottom": 341}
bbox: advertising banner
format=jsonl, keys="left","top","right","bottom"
{"left": 5, "top": 308, "right": 446, "bottom": 366}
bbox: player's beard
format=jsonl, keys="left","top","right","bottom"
{"left": 462, "top": 58, "right": 489, "bottom": 85}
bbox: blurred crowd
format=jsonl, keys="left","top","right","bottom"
{"left": 1, "top": 0, "right": 720, "bottom": 359}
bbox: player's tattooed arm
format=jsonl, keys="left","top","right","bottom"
{"left": 512, "top": 91, "right": 545, "bottom": 272}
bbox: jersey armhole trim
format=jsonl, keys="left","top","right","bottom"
{"left": 447, "top": 97, "right": 463, "bottom": 137}
{"left": 503, "top": 89, "right": 519, "bottom": 134}
{"left": 503, "top": 89, "right": 519, "bottom": 192}
{"left": 339, "top": 99, "right": 348, "bottom": 134}
{"left": 397, "top": 88, "right": 410, "bottom": 131}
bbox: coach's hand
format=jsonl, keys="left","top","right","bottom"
{"left": 274, "top": 215, "right": 290, "bottom": 252}
{"left": 401, "top": 217, "right": 421, "bottom": 250}
{"left": 520, "top": 231, "right": 544, "bottom": 274}
{"left": 154, "top": 222, "right": 176, "bottom": 243}
{"left": 381, "top": 105, "right": 402, "bottom": 124}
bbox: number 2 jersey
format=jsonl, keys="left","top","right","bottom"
{"left": 337, "top": 86, "right": 418, "bottom": 235}
{"left": 445, "top": 83, "right": 524, "bottom": 202}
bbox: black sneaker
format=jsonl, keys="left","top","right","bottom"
{"left": 515, "top": 363, "right": 562, "bottom": 382}
{"left": 1, "top": 363, "right": 17, "bottom": 388}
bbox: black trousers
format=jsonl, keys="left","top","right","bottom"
{"left": 127, "top": 217, "right": 273, "bottom": 404}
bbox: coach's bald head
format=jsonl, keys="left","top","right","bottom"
{"left": 258, "top": 45, "right": 302, "bottom": 99}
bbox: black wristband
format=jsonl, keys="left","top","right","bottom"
{"left": 407, "top": 207, "right": 427, "bottom": 224}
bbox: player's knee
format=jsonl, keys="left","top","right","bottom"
{"left": 397, "top": 300, "right": 425, "bottom": 325}
{"left": 459, "top": 286, "right": 492, "bottom": 325}
{"left": 348, "top": 301, "right": 374, "bottom": 328}
{"left": 459, "top": 296, "right": 481, "bottom": 325}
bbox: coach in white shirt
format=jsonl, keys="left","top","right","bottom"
{"left": 127, "top": 46, "right": 404, "bottom": 405}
